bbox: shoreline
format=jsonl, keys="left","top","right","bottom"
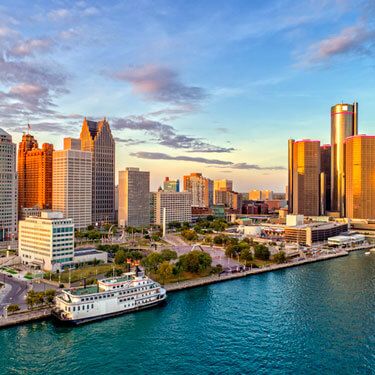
{"left": 164, "top": 250, "right": 350, "bottom": 292}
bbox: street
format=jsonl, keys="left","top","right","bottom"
{"left": 0, "top": 272, "right": 28, "bottom": 314}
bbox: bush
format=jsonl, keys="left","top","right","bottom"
{"left": 160, "top": 249, "right": 178, "bottom": 261}
{"left": 141, "top": 253, "right": 163, "bottom": 272}
{"left": 254, "top": 244, "right": 270, "bottom": 261}
{"left": 7, "top": 304, "right": 20, "bottom": 313}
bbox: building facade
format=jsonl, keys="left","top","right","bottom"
{"left": 18, "top": 133, "right": 53, "bottom": 211}
{"left": 118, "top": 168, "right": 150, "bottom": 227}
{"left": 345, "top": 135, "right": 375, "bottom": 219}
{"left": 155, "top": 191, "right": 192, "bottom": 226}
{"left": 52, "top": 142, "right": 92, "bottom": 229}
{"left": 0, "top": 129, "right": 17, "bottom": 245}
{"left": 19, "top": 211, "right": 74, "bottom": 271}
{"left": 80, "top": 118, "right": 115, "bottom": 224}
{"left": 320, "top": 144, "right": 331, "bottom": 214}
{"left": 163, "top": 177, "right": 180, "bottom": 192}
{"left": 331, "top": 102, "right": 358, "bottom": 216}
{"left": 288, "top": 139, "right": 321, "bottom": 216}
{"left": 183, "top": 173, "right": 213, "bottom": 207}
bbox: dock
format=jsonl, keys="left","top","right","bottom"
{"left": 0, "top": 308, "right": 51, "bottom": 329}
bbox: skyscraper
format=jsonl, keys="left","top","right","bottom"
{"left": 331, "top": 102, "right": 358, "bottom": 216}
{"left": 18, "top": 133, "right": 53, "bottom": 211}
{"left": 320, "top": 144, "right": 331, "bottom": 214}
{"left": 345, "top": 135, "right": 375, "bottom": 219}
{"left": 214, "top": 179, "right": 233, "bottom": 204}
{"left": 80, "top": 118, "right": 115, "bottom": 224}
{"left": 52, "top": 139, "right": 92, "bottom": 229}
{"left": 163, "top": 177, "right": 180, "bottom": 192}
{"left": 183, "top": 173, "right": 213, "bottom": 207}
{"left": 118, "top": 168, "right": 150, "bottom": 227}
{"left": 0, "top": 129, "right": 17, "bottom": 245}
{"left": 288, "top": 139, "right": 321, "bottom": 216}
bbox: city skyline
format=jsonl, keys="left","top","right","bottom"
{"left": 1, "top": 0, "right": 375, "bottom": 191}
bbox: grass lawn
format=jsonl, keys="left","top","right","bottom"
{"left": 150, "top": 268, "right": 213, "bottom": 285}
{"left": 47, "top": 264, "right": 127, "bottom": 283}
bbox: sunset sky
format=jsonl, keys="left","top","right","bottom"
{"left": 1, "top": 0, "right": 375, "bottom": 192}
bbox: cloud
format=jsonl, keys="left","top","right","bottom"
{"left": 130, "top": 151, "right": 286, "bottom": 170}
{"left": 112, "top": 65, "right": 207, "bottom": 105}
{"left": 112, "top": 116, "right": 234, "bottom": 153}
{"left": 299, "top": 23, "right": 375, "bottom": 65}
{"left": 9, "top": 38, "right": 53, "bottom": 57}
{"left": 114, "top": 137, "right": 146, "bottom": 146}
{"left": 82, "top": 7, "right": 99, "bottom": 16}
{"left": 48, "top": 9, "right": 70, "bottom": 21}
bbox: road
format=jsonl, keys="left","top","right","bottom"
{"left": 0, "top": 272, "right": 29, "bottom": 314}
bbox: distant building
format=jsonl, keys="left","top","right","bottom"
{"left": 214, "top": 190, "right": 241, "bottom": 212}
{"left": 19, "top": 211, "right": 74, "bottom": 271}
{"left": 183, "top": 173, "right": 213, "bottom": 207}
{"left": 288, "top": 139, "right": 320, "bottom": 216}
{"left": 18, "top": 133, "right": 53, "bottom": 212}
{"left": 155, "top": 191, "right": 192, "bottom": 225}
{"left": 52, "top": 140, "right": 92, "bottom": 229}
{"left": 0, "top": 129, "right": 17, "bottom": 244}
{"left": 163, "top": 177, "right": 180, "bottom": 192}
{"left": 242, "top": 200, "right": 268, "bottom": 215}
{"left": 118, "top": 168, "right": 150, "bottom": 227}
{"left": 19, "top": 206, "right": 41, "bottom": 220}
{"left": 345, "top": 135, "right": 375, "bottom": 219}
{"left": 80, "top": 117, "right": 115, "bottom": 224}
{"left": 248, "top": 190, "right": 273, "bottom": 201}
{"left": 331, "top": 102, "right": 358, "bottom": 216}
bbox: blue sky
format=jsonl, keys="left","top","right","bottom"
{"left": 1, "top": 0, "right": 375, "bottom": 192}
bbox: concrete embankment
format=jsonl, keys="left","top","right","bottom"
{"left": 165, "top": 251, "right": 349, "bottom": 292}
{"left": 0, "top": 308, "right": 51, "bottom": 329}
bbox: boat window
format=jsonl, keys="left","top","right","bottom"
{"left": 73, "top": 307, "right": 76, "bottom": 311}
{"left": 82, "top": 305, "right": 85, "bottom": 310}
{"left": 78, "top": 306, "right": 80, "bottom": 311}
{"left": 92, "top": 304, "right": 94, "bottom": 309}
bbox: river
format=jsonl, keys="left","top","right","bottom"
{"left": 0, "top": 250, "right": 374, "bottom": 374}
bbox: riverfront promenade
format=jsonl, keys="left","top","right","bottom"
{"left": 165, "top": 250, "right": 349, "bottom": 292}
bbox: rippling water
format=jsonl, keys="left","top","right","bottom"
{"left": 1, "top": 251, "right": 374, "bottom": 374}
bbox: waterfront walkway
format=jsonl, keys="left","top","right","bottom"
{"left": 165, "top": 251, "right": 349, "bottom": 292}
{"left": 0, "top": 308, "right": 51, "bottom": 329}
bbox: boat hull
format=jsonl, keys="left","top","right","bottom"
{"left": 52, "top": 297, "right": 167, "bottom": 326}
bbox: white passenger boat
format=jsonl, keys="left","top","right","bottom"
{"left": 52, "top": 270, "right": 166, "bottom": 325}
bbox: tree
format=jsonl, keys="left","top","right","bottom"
{"left": 273, "top": 251, "right": 286, "bottom": 264}
{"left": 141, "top": 252, "right": 163, "bottom": 272}
{"left": 178, "top": 250, "right": 212, "bottom": 273}
{"left": 7, "top": 304, "right": 20, "bottom": 313}
{"left": 160, "top": 249, "right": 178, "bottom": 261}
{"left": 181, "top": 229, "right": 198, "bottom": 241}
{"left": 158, "top": 261, "right": 173, "bottom": 284}
{"left": 26, "top": 290, "right": 37, "bottom": 310}
{"left": 115, "top": 249, "right": 126, "bottom": 265}
{"left": 240, "top": 248, "right": 253, "bottom": 266}
{"left": 254, "top": 244, "right": 270, "bottom": 260}
{"left": 45, "top": 289, "right": 56, "bottom": 304}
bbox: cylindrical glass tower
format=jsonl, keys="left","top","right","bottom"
{"left": 330, "top": 102, "right": 358, "bottom": 216}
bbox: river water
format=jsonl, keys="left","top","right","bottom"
{"left": 0, "top": 250, "right": 374, "bottom": 374}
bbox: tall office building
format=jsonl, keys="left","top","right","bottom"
{"left": 0, "top": 129, "right": 17, "bottom": 244}
{"left": 19, "top": 211, "right": 74, "bottom": 271}
{"left": 214, "top": 179, "right": 233, "bottom": 204}
{"left": 18, "top": 133, "right": 53, "bottom": 211}
{"left": 118, "top": 168, "right": 150, "bottom": 227}
{"left": 163, "top": 177, "right": 180, "bottom": 192}
{"left": 248, "top": 190, "right": 273, "bottom": 201}
{"left": 155, "top": 191, "right": 192, "bottom": 225}
{"left": 80, "top": 118, "right": 115, "bottom": 224}
{"left": 214, "top": 190, "right": 241, "bottom": 212}
{"left": 320, "top": 144, "right": 331, "bottom": 214}
{"left": 345, "top": 135, "right": 375, "bottom": 219}
{"left": 288, "top": 139, "right": 320, "bottom": 216}
{"left": 52, "top": 139, "right": 92, "bottom": 229}
{"left": 183, "top": 173, "right": 213, "bottom": 207}
{"left": 331, "top": 102, "right": 358, "bottom": 216}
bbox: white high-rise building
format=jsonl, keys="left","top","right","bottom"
{"left": 155, "top": 191, "right": 192, "bottom": 226}
{"left": 52, "top": 140, "right": 92, "bottom": 229}
{"left": 118, "top": 168, "right": 150, "bottom": 227}
{"left": 0, "top": 128, "right": 17, "bottom": 246}
{"left": 19, "top": 211, "right": 74, "bottom": 271}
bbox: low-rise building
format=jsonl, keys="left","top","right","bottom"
{"left": 19, "top": 211, "right": 74, "bottom": 271}
{"left": 155, "top": 191, "right": 192, "bottom": 225}
{"left": 73, "top": 248, "right": 108, "bottom": 264}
